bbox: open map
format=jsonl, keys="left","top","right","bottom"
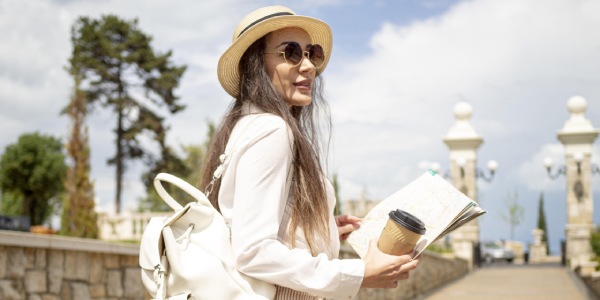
{"left": 346, "top": 170, "right": 486, "bottom": 258}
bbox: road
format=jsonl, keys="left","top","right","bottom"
{"left": 422, "top": 263, "right": 598, "bottom": 300}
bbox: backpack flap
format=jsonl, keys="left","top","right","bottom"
{"left": 139, "top": 216, "right": 168, "bottom": 298}
{"left": 139, "top": 204, "right": 192, "bottom": 272}
{"left": 140, "top": 204, "right": 192, "bottom": 299}
{"left": 139, "top": 217, "right": 167, "bottom": 271}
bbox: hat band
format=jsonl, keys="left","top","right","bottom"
{"left": 238, "top": 12, "right": 294, "bottom": 38}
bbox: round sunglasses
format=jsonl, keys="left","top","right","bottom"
{"left": 266, "top": 42, "right": 325, "bottom": 68}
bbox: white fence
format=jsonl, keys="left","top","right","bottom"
{"left": 97, "top": 211, "right": 169, "bottom": 241}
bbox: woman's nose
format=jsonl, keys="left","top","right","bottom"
{"left": 298, "top": 51, "right": 316, "bottom": 72}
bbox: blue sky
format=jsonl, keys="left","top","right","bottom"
{"left": 1, "top": 0, "right": 599, "bottom": 254}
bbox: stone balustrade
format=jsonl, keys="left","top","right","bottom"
{"left": 0, "top": 230, "right": 145, "bottom": 300}
{"left": 97, "top": 211, "right": 169, "bottom": 241}
{"left": 577, "top": 268, "right": 600, "bottom": 298}
{"left": 339, "top": 245, "right": 469, "bottom": 299}
{"left": 0, "top": 229, "right": 468, "bottom": 300}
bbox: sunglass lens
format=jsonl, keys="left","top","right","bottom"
{"left": 309, "top": 44, "right": 325, "bottom": 67}
{"left": 284, "top": 43, "right": 303, "bottom": 65}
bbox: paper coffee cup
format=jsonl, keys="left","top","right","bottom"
{"left": 378, "top": 209, "right": 426, "bottom": 256}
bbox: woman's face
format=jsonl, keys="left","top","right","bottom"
{"left": 264, "top": 27, "right": 316, "bottom": 107}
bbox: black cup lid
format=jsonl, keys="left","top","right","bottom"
{"left": 389, "top": 209, "right": 426, "bottom": 235}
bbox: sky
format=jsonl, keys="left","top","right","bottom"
{"left": 1, "top": 0, "right": 599, "bottom": 254}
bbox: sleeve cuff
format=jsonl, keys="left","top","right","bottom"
{"left": 333, "top": 259, "right": 364, "bottom": 300}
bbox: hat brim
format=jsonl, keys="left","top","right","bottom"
{"left": 218, "top": 15, "right": 332, "bottom": 98}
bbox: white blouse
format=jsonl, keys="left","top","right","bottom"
{"left": 217, "top": 104, "right": 364, "bottom": 299}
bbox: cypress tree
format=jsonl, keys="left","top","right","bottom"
{"left": 60, "top": 71, "right": 98, "bottom": 238}
{"left": 332, "top": 173, "right": 341, "bottom": 216}
{"left": 537, "top": 192, "right": 549, "bottom": 254}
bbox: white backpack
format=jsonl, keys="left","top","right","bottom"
{"left": 138, "top": 173, "right": 276, "bottom": 300}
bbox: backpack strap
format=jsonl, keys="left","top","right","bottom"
{"left": 153, "top": 173, "right": 212, "bottom": 211}
{"left": 202, "top": 113, "right": 295, "bottom": 240}
{"left": 204, "top": 113, "right": 265, "bottom": 198}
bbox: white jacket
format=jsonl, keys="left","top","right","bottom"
{"left": 217, "top": 104, "right": 364, "bottom": 299}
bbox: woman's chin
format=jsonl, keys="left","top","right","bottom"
{"left": 286, "top": 94, "right": 312, "bottom": 107}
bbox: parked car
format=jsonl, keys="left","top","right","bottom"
{"left": 481, "top": 242, "right": 514, "bottom": 263}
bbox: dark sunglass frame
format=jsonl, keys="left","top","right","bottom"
{"left": 267, "top": 42, "right": 325, "bottom": 68}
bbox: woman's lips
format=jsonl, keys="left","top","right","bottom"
{"left": 294, "top": 79, "right": 312, "bottom": 90}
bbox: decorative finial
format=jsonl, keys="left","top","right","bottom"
{"left": 567, "top": 95, "right": 586, "bottom": 115}
{"left": 454, "top": 102, "right": 473, "bottom": 121}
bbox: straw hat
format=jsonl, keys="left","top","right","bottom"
{"left": 217, "top": 6, "right": 333, "bottom": 98}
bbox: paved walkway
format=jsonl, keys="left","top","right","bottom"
{"left": 423, "top": 264, "right": 597, "bottom": 300}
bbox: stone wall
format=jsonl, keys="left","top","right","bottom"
{"left": 0, "top": 230, "right": 468, "bottom": 300}
{"left": 578, "top": 269, "right": 600, "bottom": 299}
{"left": 339, "top": 245, "right": 469, "bottom": 300}
{"left": 0, "top": 230, "right": 145, "bottom": 300}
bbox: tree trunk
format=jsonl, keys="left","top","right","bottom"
{"left": 23, "top": 195, "right": 33, "bottom": 226}
{"left": 115, "top": 73, "right": 124, "bottom": 214}
{"left": 115, "top": 105, "right": 123, "bottom": 214}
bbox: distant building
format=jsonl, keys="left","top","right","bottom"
{"left": 341, "top": 193, "right": 380, "bottom": 218}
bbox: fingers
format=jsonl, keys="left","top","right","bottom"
{"left": 339, "top": 223, "right": 359, "bottom": 235}
{"left": 335, "top": 214, "right": 362, "bottom": 226}
{"left": 398, "top": 271, "right": 409, "bottom": 280}
{"left": 399, "top": 259, "right": 419, "bottom": 273}
{"left": 344, "top": 215, "right": 362, "bottom": 223}
{"left": 337, "top": 217, "right": 361, "bottom": 241}
{"left": 361, "top": 239, "right": 420, "bottom": 289}
{"left": 382, "top": 271, "right": 409, "bottom": 288}
{"left": 340, "top": 233, "right": 349, "bottom": 241}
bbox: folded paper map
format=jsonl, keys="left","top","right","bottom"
{"left": 346, "top": 169, "right": 486, "bottom": 258}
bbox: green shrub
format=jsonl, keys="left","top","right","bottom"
{"left": 591, "top": 226, "right": 600, "bottom": 256}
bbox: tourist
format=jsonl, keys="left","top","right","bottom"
{"left": 199, "top": 5, "right": 420, "bottom": 299}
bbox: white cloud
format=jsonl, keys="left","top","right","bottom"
{"left": 320, "top": 0, "right": 600, "bottom": 250}
{"left": 328, "top": 0, "right": 600, "bottom": 123}
{"left": 325, "top": 0, "right": 600, "bottom": 198}
{"left": 1, "top": 0, "right": 599, "bottom": 250}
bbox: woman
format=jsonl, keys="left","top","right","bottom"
{"left": 200, "top": 5, "right": 419, "bottom": 299}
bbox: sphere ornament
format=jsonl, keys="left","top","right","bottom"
{"left": 454, "top": 102, "right": 473, "bottom": 121}
{"left": 567, "top": 95, "right": 586, "bottom": 114}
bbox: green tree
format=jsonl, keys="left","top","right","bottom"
{"left": 500, "top": 190, "right": 525, "bottom": 241}
{"left": 0, "top": 133, "right": 67, "bottom": 226}
{"left": 139, "top": 145, "right": 196, "bottom": 211}
{"left": 536, "top": 192, "right": 549, "bottom": 254}
{"left": 60, "top": 71, "right": 98, "bottom": 238}
{"left": 69, "top": 15, "right": 186, "bottom": 213}
{"left": 139, "top": 120, "right": 215, "bottom": 212}
{"left": 0, "top": 191, "right": 23, "bottom": 217}
{"left": 332, "top": 173, "right": 341, "bottom": 216}
{"left": 590, "top": 226, "right": 600, "bottom": 257}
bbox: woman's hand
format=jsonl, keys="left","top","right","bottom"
{"left": 361, "top": 239, "right": 420, "bottom": 289}
{"left": 335, "top": 215, "right": 361, "bottom": 241}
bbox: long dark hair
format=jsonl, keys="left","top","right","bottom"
{"left": 200, "top": 34, "right": 332, "bottom": 256}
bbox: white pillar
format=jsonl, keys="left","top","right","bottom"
{"left": 443, "top": 102, "right": 483, "bottom": 268}
{"left": 556, "top": 96, "right": 599, "bottom": 269}
{"left": 529, "top": 229, "right": 547, "bottom": 263}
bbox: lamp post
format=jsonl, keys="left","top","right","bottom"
{"left": 544, "top": 95, "right": 599, "bottom": 271}
{"left": 440, "top": 102, "right": 494, "bottom": 269}
{"left": 430, "top": 159, "right": 498, "bottom": 184}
